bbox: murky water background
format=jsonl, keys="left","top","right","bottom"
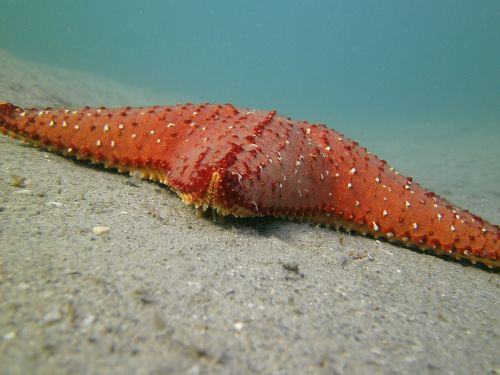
{"left": 1, "top": 0, "right": 498, "bottom": 220}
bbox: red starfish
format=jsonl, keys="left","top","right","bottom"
{"left": 1, "top": 102, "right": 498, "bottom": 268}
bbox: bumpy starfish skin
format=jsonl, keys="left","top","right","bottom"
{"left": 1, "top": 102, "right": 498, "bottom": 267}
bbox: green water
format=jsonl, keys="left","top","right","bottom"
{"left": 1, "top": 0, "right": 499, "bottom": 220}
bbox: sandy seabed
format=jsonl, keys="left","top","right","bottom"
{"left": 0, "top": 49, "right": 498, "bottom": 375}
